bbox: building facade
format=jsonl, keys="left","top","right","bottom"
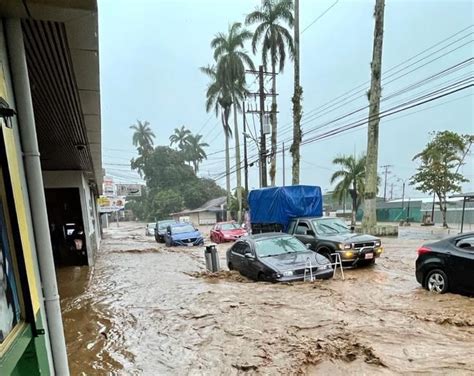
{"left": 0, "top": 1, "right": 101, "bottom": 374}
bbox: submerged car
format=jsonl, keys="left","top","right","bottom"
{"left": 415, "top": 232, "right": 474, "bottom": 295}
{"left": 288, "top": 217, "right": 383, "bottom": 266}
{"left": 154, "top": 219, "right": 176, "bottom": 243}
{"left": 226, "top": 233, "right": 333, "bottom": 282}
{"left": 145, "top": 223, "right": 155, "bottom": 236}
{"left": 164, "top": 223, "right": 204, "bottom": 247}
{"left": 210, "top": 221, "right": 248, "bottom": 243}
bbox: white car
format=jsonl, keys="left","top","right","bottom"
{"left": 145, "top": 223, "right": 155, "bottom": 236}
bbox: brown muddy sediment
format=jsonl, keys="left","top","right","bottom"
{"left": 58, "top": 223, "right": 474, "bottom": 375}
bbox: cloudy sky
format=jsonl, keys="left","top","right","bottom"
{"left": 98, "top": 0, "right": 473, "bottom": 199}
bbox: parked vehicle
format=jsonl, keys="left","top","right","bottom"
{"left": 248, "top": 186, "right": 382, "bottom": 266}
{"left": 145, "top": 223, "right": 155, "bottom": 236}
{"left": 226, "top": 233, "right": 333, "bottom": 282}
{"left": 164, "top": 223, "right": 204, "bottom": 247}
{"left": 415, "top": 232, "right": 474, "bottom": 295}
{"left": 288, "top": 217, "right": 382, "bottom": 266}
{"left": 154, "top": 219, "right": 176, "bottom": 243}
{"left": 210, "top": 221, "right": 248, "bottom": 243}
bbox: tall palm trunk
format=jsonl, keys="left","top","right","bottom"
{"left": 233, "top": 103, "right": 242, "bottom": 223}
{"left": 351, "top": 182, "right": 357, "bottom": 226}
{"left": 222, "top": 108, "right": 231, "bottom": 220}
{"left": 270, "top": 62, "right": 277, "bottom": 186}
{"left": 362, "top": 0, "right": 385, "bottom": 231}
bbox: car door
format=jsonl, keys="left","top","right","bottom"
{"left": 239, "top": 242, "right": 259, "bottom": 279}
{"left": 210, "top": 225, "right": 217, "bottom": 241}
{"left": 229, "top": 242, "right": 246, "bottom": 272}
{"left": 293, "top": 220, "right": 317, "bottom": 250}
{"left": 451, "top": 237, "right": 474, "bottom": 292}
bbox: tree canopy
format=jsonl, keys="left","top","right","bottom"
{"left": 411, "top": 130, "right": 472, "bottom": 227}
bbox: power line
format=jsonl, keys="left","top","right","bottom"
{"left": 301, "top": 0, "right": 340, "bottom": 34}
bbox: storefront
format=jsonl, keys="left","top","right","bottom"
{"left": 0, "top": 1, "right": 101, "bottom": 373}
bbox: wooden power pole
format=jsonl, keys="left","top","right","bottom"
{"left": 362, "top": 0, "right": 385, "bottom": 231}
{"left": 259, "top": 65, "right": 268, "bottom": 187}
{"left": 291, "top": 0, "right": 302, "bottom": 185}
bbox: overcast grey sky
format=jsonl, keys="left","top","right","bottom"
{"left": 99, "top": 0, "right": 473, "bottom": 199}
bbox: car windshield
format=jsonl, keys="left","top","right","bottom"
{"left": 172, "top": 225, "right": 195, "bottom": 234}
{"left": 255, "top": 236, "right": 307, "bottom": 258}
{"left": 312, "top": 218, "right": 350, "bottom": 235}
{"left": 158, "top": 221, "right": 174, "bottom": 229}
{"left": 221, "top": 223, "right": 239, "bottom": 230}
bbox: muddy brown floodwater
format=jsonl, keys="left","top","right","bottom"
{"left": 58, "top": 222, "right": 474, "bottom": 375}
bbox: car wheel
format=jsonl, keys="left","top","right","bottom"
{"left": 257, "top": 272, "right": 265, "bottom": 282}
{"left": 425, "top": 269, "right": 448, "bottom": 294}
{"left": 228, "top": 262, "right": 233, "bottom": 271}
{"left": 317, "top": 247, "right": 334, "bottom": 263}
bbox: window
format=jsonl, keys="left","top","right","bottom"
{"left": 456, "top": 237, "right": 474, "bottom": 251}
{"left": 232, "top": 242, "right": 249, "bottom": 255}
{"left": 287, "top": 220, "right": 296, "bottom": 235}
{"left": 295, "top": 222, "right": 310, "bottom": 235}
{"left": 0, "top": 194, "right": 22, "bottom": 344}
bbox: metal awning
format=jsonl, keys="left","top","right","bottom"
{"left": 449, "top": 192, "right": 474, "bottom": 233}
{"left": 0, "top": 0, "right": 102, "bottom": 191}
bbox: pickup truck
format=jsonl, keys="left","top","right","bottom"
{"left": 248, "top": 185, "right": 383, "bottom": 266}
{"left": 287, "top": 216, "right": 383, "bottom": 266}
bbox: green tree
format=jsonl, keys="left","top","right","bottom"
{"left": 246, "top": 0, "right": 294, "bottom": 186}
{"left": 141, "top": 146, "right": 195, "bottom": 190}
{"left": 200, "top": 64, "right": 234, "bottom": 217}
{"left": 169, "top": 125, "right": 192, "bottom": 149}
{"left": 411, "top": 131, "right": 472, "bottom": 227}
{"left": 183, "top": 134, "right": 209, "bottom": 173}
{"left": 330, "top": 154, "right": 367, "bottom": 226}
{"left": 211, "top": 22, "right": 254, "bottom": 221}
{"left": 130, "top": 120, "right": 155, "bottom": 176}
{"left": 148, "top": 189, "right": 184, "bottom": 221}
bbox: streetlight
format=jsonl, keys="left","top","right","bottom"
{"left": 243, "top": 131, "right": 262, "bottom": 188}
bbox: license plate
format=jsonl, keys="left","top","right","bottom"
{"left": 365, "top": 253, "right": 374, "bottom": 259}
{"left": 187, "top": 243, "right": 193, "bottom": 247}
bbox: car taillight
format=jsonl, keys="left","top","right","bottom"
{"left": 417, "top": 246, "right": 431, "bottom": 256}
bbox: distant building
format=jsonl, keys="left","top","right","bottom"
{"left": 171, "top": 197, "right": 227, "bottom": 225}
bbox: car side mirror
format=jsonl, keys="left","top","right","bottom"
{"left": 244, "top": 252, "right": 254, "bottom": 259}
{"left": 305, "top": 243, "right": 312, "bottom": 249}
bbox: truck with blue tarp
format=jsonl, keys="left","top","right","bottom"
{"left": 248, "top": 185, "right": 383, "bottom": 266}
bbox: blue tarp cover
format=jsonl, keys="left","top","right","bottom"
{"left": 248, "top": 185, "right": 323, "bottom": 230}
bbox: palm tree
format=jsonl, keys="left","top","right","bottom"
{"left": 330, "top": 154, "right": 367, "bottom": 226}
{"left": 169, "top": 125, "right": 192, "bottom": 150}
{"left": 211, "top": 22, "right": 255, "bottom": 221}
{"left": 130, "top": 120, "right": 155, "bottom": 152}
{"left": 130, "top": 120, "right": 155, "bottom": 177}
{"left": 246, "top": 0, "right": 294, "bottom": 186}
{"left": 200, "top": 64, "right": 233, "bottom": 217}
{"left": 184, "top": 134, "right": 209, "bottom": 173}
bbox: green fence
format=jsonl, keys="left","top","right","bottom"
{"left": 356, "top": 207, "right": 422, "bottom": 223}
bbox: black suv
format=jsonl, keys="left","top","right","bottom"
{"left": 287, "top": 217, "right": 383, "bottom": 266}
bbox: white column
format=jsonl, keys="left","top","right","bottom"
{"left": 5, "top": 19, "right": 69, "bottom": 375}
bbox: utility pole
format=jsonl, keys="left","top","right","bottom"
{"left": 401, "top": 181, "right": 405, "bottom": 209}
{"left": 390, "top": 182, "right": 394, "bottom": 200}
{"left": 282, "top": 142, "right": 286, "bottom": 186}
{"left": 259, "top": 65, "right": 268, "bottom": 187}
{"left": 362, "top": 0, "right": 386, "bottom": 231}
{"left": 381, "top": 164, "right": 392, "bottom": 201}
{"left": 243, "top": 102, "right": 249, "bottom": 196}
{"left": 291, "top": 0, "right": 302, "bottom": 186}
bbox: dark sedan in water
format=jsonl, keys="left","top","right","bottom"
{"left": 415, "top": 232, "right": 474, "bottom": 295}
{"left": 226, "top": 233, "right": 333, "bottom": 282}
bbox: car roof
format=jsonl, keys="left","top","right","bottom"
{"left": 157, "top": 219, "right": 175, "bottom": 224}
{"left": 170, "top": 222, "right": 192, "bottom": 227}
{"left": 247, "top": 232, "right": 293, "bottom": 241}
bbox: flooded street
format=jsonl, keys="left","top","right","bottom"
{"left": 59, "top": 222, "right": 474, "bottom": 375}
